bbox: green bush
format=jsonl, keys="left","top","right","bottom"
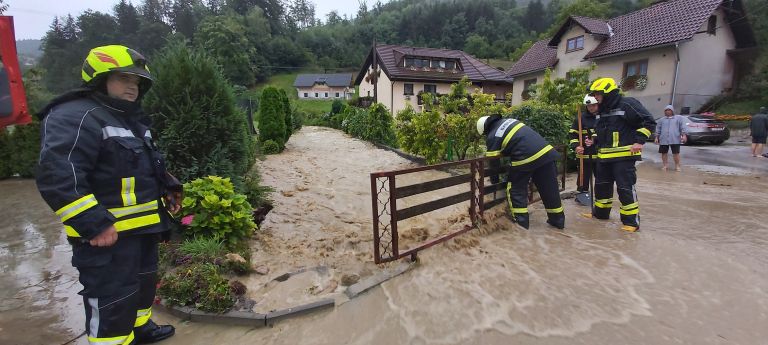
{"left": 342, "top": 103, "right": 397, "bottom": 146}
{"left": 158, "top": 263, "right": 235, "bottom": 313}
{"left": 0, "top": 129, "right": 12, "bottom": 179}
{"left": 259, "top": 86, "right": 287, "bottom": 149}
{"left": 181, "top": 176, "right": 257, "bottom": 245}
{"left": 9, "top": 122, "right": 41, "bottom": 178}
{"left": 243, "top": 167, "right": 273, "bottom": 208}
{"left": 143, "top": 41, "right": 255, "bottom": 184}
{"left": 508, "top": 103, "right": 570, "bottom": 146}
{"left": 262, "top": 139, "right": 281, "bottom": 154}
{"left": 178, "top": 237, "right": 225, "bottom": 263}
{"left": 331, "top": 99, "right": 345, "bottom": 114}
{"left": 279, "top": 89, "right": 293, "bottom": 142}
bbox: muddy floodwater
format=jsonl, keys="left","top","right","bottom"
{"left": 1, "top": 126, "right": 767, "bottom": 345}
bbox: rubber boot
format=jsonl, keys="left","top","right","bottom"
{"left": 135, "top": 320, "right": 175, "bottom": 344}
{"left": 515, "top": 214, "right": 530, "bottom": 230}
{"left": 546, "top": 213, "right": 565, "bottom": 230}
{"left": 621, "top": 225, "right": 639, "bottom": 233}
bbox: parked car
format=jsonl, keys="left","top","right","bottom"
{"left": 655, "top": 114, "right": 730, "bottom": 145}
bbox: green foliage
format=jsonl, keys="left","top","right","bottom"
{"left": 278, "top": 89, "right": 293, "bottom": 141}
{"left": 331, "top": 99, "right": 345, "bottom": 115}
{"left": 342, "top": 103, "right": 397, "bottom": 146}
{"left": 158, "top": 262, "right": 235, "bottom": 313}
{"left": 243, "top": 167, "right": 273, "bottom": 208}
{"left": 258, "top": 86, "right": 287, "bottom": 149}
{"left": 508, "top": 103, "right": 570, "bottom": 146}
{"left": 534, "top": 66, "right": 595, "bottom": 116}
{"left": 262, "top": 139, "right": 281, "bottom": 154}
{"left": 178, "top": 237, "right": 225, "bottom": 263}
{"left": 143, "top": 41, "right": 255, "bottom": 184}
{"left": 509, "top": 40, "right": 534, "bottom": 62}
{"left": 181, "top": 176, "right": 257, "bottom": 245}
{"left": 0, "top": 129, "right": 12, "bottom": 179}
{"left": 544, "top": 0, "right": 612, "bottom": 37}
{"left": 7, "top": 123, "right": 40, "bottom": 178}
{"left": 195, "top": 15, "right": 256, "bottom": 86}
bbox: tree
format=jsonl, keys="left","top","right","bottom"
{"left": 143, "top": 41, "right": 255, "bottom": 183}
{"left": 258, "top": 87, "right": 287, "bottom": 148}
{"left": 39, "top": 15, "right": 82, "bottom": 93}
{"left": 464, "top": 34, "right": 493, "bottom": 59}
{"left": 288, "top": 0, "right": 315, "bottom": 29}
{"left": 77, "top": 11, "right": 118, "bottom": 49}
{"left": 114, "top": 0, "right": 141, "bottom": 41}
{"left": 523, "top": 0, "right": 547, "bottom": 33}
{"left": 278, "top": 89, "right": 293, "bottom": 141}
{"left": 325, "top": 11, "right": 342, "bottom": 25}
{"left": 170, "top": 0, "right": 203, "bottom": 39}
{"left": 195, "top": 15, "right": 255, "bottom": 86}
{"left": 545, "top": 0, "right": 612, "bottom": 37}
{"left": 441, "top": 15, "right": 468, "bottom": 49}
{"left": 533, "top": 65, "right": 595, "bottom": 116}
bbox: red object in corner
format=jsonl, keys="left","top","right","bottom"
{"left": 0, "top": 16, "right": 32, "bottom": 129}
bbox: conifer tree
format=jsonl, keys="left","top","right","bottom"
{"left": 258, "top": 86, "right": 286, "bottom": 149}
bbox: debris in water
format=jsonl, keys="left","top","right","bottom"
{"left": 341, "top": 273, "right": 360, "bottom": 286}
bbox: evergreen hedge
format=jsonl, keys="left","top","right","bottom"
{"left": 143, "top": 41, "right": 255, "bottom": 184}
{"left": 258, "top": 86, "right": 286, "bottom": 149}
{"left": 278, "top": 89, "right": 293, "bottom": 142}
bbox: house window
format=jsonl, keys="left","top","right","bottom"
{"left": 335, "top": 92, "right": 340, "bottom": 98}
{"left": 404, "top": 58, "right": 415, "bottom": 67}
{"left": 404, "top": 83, "right": 414, "bottom": 95}
{"left": 325, "top": 92, "right": 329, "bottom": 98}
{"left": 367, "top": 90, "right": 371, "bottom": 96}
{"left": 445, "top": 60, "right": 456, "bottom": 70}
{"left": 303, "top": 93, "right": 308, "bottom": 98}
{"left": 708, "top": 15, "right": 717, "bottom": 35}
{"left": 315, "top": 93, "right": 319, "bottom": 97}
{"left": 413, "top": 58, "right": 430, "bottom": 68}
{"left": 522, "top": 78, "right": 536, "bottom": 100}
{"left": 424, "top": 84, "right": 437, "bottom": 94}
{"left": 623, "top": 59, "right": 649, "bottom": 78}
{"left": 566, "top": 35, "right": 585, "bottom": 53}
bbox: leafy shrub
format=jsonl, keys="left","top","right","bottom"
{"left": 9, "top": 122, "right": 40, "bottom": 178}
{"left": 178, "top": 237, "right": 225, "bottom": 263}
{"left": 508, "top": 102, "right": 570, "bottom": 146}
{"left": 259, "top": 86, "right": 286, "bottom": 149}
{"left": 331, "top": 99, "right": 345, "bottom": 114}
{"left": 243, "top": 167, "right": 273, "bottom": 208}
{"left": 278, "top": 89, "right": 293, "bottom": 142}
{"left": 181, "top": 176, "right": 257, "bottom": 245}
{"left": 0, "top": 129, "right": 12, "bottom": 179}
{"left": 291, "top": 109, "right": 304, "bottom": 131}
{"left": 143, "top": 41, "right": 255, "bottom": 183}
{"left": 158, "top": 263, "right": 235, "bottom": 313}
{"left": 262, "top": 139, "right": 281, "bottom": 154}
{"left": 342, "top": 103, "right": 397, "bottom": 146}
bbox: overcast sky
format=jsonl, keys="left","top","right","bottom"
{"left": 6, "top": 0, "right": 375, "bottom": 40}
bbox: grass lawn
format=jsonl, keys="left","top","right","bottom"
{"left": 250, "top": 72, "right": 340, "bottom": 114}
{"left": 714, "top": 99, "right": 764, "bottom": 114}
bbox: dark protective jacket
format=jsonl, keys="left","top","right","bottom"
{"left": 484, "top": 116, "right": 559, "bottom": 172}
{"left": 594, "top": 92, "right": 656, "bottom": 162}
{"left": 36, "top": 90, "right": 177, "bottom": 240}
{"left": 569, "top": 110, "right": 598, "bottom": 159}
{"left": 750, "top": 113, "right": 768, "bottom": 137}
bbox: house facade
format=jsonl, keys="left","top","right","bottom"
{"left": 354, "top": 44, "right": 513, "bottom": 116}
{"left": 293, "top": 73, "right": 354, "bottom": 100}
{"left": 508, "top": 0, "right": 757, "bottom": 117}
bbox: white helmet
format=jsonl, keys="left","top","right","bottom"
{"left": 583, "top": 94, "right": 599, "bottom": 105}
{"left": 476, "top": 116, "right": 490, "bottom": 135}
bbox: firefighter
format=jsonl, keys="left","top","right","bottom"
{"left": 478, "top": 115, "right": 564, "bottom": 230}
{"left": 36, "top": 45, "right": 180, "bottom": 344}
{"left": 586, "top": 77, "right": 656, "bottom": 232}
{"left": 570, "top": 95, "right": 600, "bottom": 205}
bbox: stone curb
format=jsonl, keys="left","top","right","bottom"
{"left": 345, "top": 260, "right": 414, "bottom": 299}
{"left": 265, "top": 298, "right": 335, "bottom": 325}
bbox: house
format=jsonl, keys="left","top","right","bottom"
{"left": 354, "top": 44, "right": 513, "bottom": 115}
{"left": 507, "top": 0, "right": 757, "bottom": 116}
{"left": 293, "top": 73, "right": 355, "bottom": 100}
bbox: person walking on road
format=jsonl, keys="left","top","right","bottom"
{"left": 478, "top": 114, "right": 565, "bottom": 230}
{"left": 655, "top": 105, "right": 688, "bottom": 171}
{"left": 35, "top": 45, "right": 181, "bottom": 345}
{"left": 570, "top": 95, "right": 599, "bottom": 206}
{"left": 750, "top": 107, "right": 768, "bottom": 157}
{"left": 584, "top": 77, "right": 656, "bottom": 233}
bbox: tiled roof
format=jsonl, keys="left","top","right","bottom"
{"left": 506, "top": 40, "right": 558, "bottom": 77}
{"left": 354, "top": 44, "right": 510, "bottom": 85}
{"left": 293, "top": 73, "right": 353, "bottom": 87}
{"left": 572, "top": 16, "right": 610, "bottom": 36}
{"left": 586, "top": 0, "right": 723, "bottom": 59}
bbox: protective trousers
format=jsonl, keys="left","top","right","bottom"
{"left": 577, "top": 159, "right": 596, "bottom": 192}
{"left": 72, "top": 234, "right": 159, "bottom": 345}
{"left": 592, "top": 160, "right": 640, "bottom": 227}
{"left": 505, "top": 161, "right": 565, "bottom": 229}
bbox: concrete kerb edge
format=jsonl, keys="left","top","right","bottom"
{"left": 345, "top": 260, "right": 414, "bottom": 299}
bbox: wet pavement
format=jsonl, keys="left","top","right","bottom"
{"left": 1, "top": 126, "right": 767, "bottom": 345}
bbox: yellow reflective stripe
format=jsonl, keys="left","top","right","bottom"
{"left": 612, "top": 132, "right": 619, "bottom": 147}
{"left": 64, "top": 214, "right": 161, "bottom": 238}
{"left": 114, "top": 214, "right": 161, "bottom": 232}
{"left": 135, "top": 307, "right": 152, "bottom": 327}
{"left": 576, "top": 154, "right": 596, "bottom": 159}
{"left": 599, "top": 145, "right": 633, "bottom": 153}
{"left": 569, "top": 129, "right": 579, "bottom": 134}
{"left": 546, "top": 206, "right": 564, "bottom": 213}
{"left": 121, "top": 177, "right": 136, "bottom": 206}
{"left": 88, "top": 331, "right": 134, "bottom": 345}
{"left": 511, "top": 145, "right": 553, "bottom": 167}
{"left": 108, "top": 200, "right": 159, "bottom": 218}
{"left": 598, "top": 151, "right": 641, "bottom": 159}
{"left": 594, "top": 199, "right": 612, "bottom": 208}
{"left": 512, "top": 208, "right": 528, "bottom": 214}
{"left": 56, "top": 194, "right": 98, "bottom": 222}
{"left": 620, "top": 208, "right": 639, "bottom": 215}
{"left": 501, "top": 123, "right": 526, "bottom": 151}
{"left": 636, "top": 128, "right": 651, "bottom": 138}
{"left": 569, "top": 139, "right": 580, "bottom": 144}
{"left": 620, "top": 202, "right": 639, "bottom": 210}
{"left": 486, "top": 151, "right": 501, "bottom": 157}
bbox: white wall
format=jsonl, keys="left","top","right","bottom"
{"left": 510, "top": 71, "right": 544, "bottom": 105}
{"left": 553, "top": 24, "right": 602, "bottom": 78}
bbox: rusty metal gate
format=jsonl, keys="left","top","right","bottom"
{"left": 371, "top": 146, "right": 567, "bottom": 264}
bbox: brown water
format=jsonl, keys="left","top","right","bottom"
{"left": 1, "top": 126, "right": 767, "bottom": 345}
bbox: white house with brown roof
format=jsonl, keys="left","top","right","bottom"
{"left": 354, "top": 44, "right": 513, "bottom": 116}
{"left": 508, "top": 0, "right": 757, "bottom": 116}
{"left": 293, "top": 73, "right": 354, "bottom": 100}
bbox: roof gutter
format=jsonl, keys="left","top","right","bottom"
{"left": 670, "top": 42, "right": 681, "bottom": 107}
{"left": 587, "top": 40, "right": 691, "bottom": 60}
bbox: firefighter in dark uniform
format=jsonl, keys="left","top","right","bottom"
{"left": 477, "top": 115, "right": 565, "bottom": 230}
{"left": 36, "top": 45, "right": 180, "bottom": 344}
{"left": 586, "top": 77, "right": 656, "bottom": 232}
{"left": 569, "top": 95, "right": 600, "bottom": 205}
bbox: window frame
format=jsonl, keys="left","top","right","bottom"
{"left": 423, "top": 84, "right": 437, "bottom": 94}
{"left": 404, "top": 83, "right": 414, "bottom": 96}
{"left": 566, "top": 35, "right": 585, "bottom": 53}
{"left": 622, "top": 59, "right": 649, "bottom": 78}
{"left": 303, "top": 92, "right": 308, "bottom": 98}
{"left": 707, "top": 15, "right": 717, "bottom": 35}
